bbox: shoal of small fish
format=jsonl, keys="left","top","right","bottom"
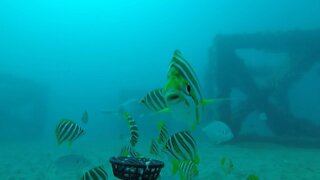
{"left": 53, "top": 50, "right": 209, "bottom": 179}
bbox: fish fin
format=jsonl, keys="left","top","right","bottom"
{"left": 201, "top": 97, "right": 232, "bottom": 106}
{"left": 191, "top": 123, "right": 198, "bottom": 131}
{"left": 196, "top": 116, "right": 201, "bottom": 125}
{"left": 178, "top": 170, "right": 185, "bottom": 180}
{"left": 157, "top": 120, "right": 166, "bottom": 131}
{"left": 200, "top": 99, "right": 215, "bottom": 105}
{"left": 191, "top": 117, "right": 200, "bottom": 131}
{"left": 57, "top": 140, "right": 62, "bottom": 145}
{"left": 194, "top": 154, "right": 200, "bottom": 165}
{"left": 156, "top": 108, "right": 170, "bottom": 114}
{"left": 101, "top": 109, "right": 119, "bottom": 116}
{"left": 76, "top": 169, "right": 86, "bottom": 180}
{"left": 172, "top": 159, "right": 179, "bottom": 175}
{"left": 139, "top": 98, "right": 145, "bottom": 104}
{"left": 122, "top": 112, "right": 131, "bottom": 119}
{"left": 68, "top": 141, "right": 72, "bottom": 147}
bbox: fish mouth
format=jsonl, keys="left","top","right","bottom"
{"left": 166, "top": 93, "right": 184, "bottom": 104}
{"left": 167, "top": 94, "right": 180, "bottom": 101}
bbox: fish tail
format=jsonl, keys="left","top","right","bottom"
{"left": 157, "top": 120, "right": 165, "bottom": 131}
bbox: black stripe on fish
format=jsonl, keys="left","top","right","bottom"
{"left": 57, "top": 120, "right": 72, "bottom": 142}
{"left": 146, "top": 93, "right": 159, "bottom": 111}
{"left": 150, "top": 139, "right": 160, "bottom": 156}
{"left": 56, "top": 120, "right": 73, "bottom": 143}
{"left": 170, "top": 50, "right": 202, "bottom": 101}
{"left": 55, "top": 119, "right": 85, "bottom": 145}
{"left": 178, "top": 160, "right": 198, "bottom": 180}
{"left": 177, "top": 132, "right": 195, "bottom": 161}
{"left": 122, "top": 112, "right": 139, "bottom": 147}
{"left": 120, "top": 145, "right": 140, "bottom": 158}
{"left": 158, "top": 122, "right": 169, "bottom": 145}
{"left": 60, "top": 122, "right": 78, "bottom": 143}
{"left": 150, "top": 90, "right": 166, "bottom": 110}
{"left": 141, "top": 89, "right": 168, "bottom": 112}
{"left": 165, "top": 131, "right": 197, "bottom": 162}
{"left": 82, "top": 166, "right": 108, "bottom": 180}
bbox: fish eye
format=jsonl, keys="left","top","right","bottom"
{"left": 187, "top": 84, "right": 191, "bottom": 95}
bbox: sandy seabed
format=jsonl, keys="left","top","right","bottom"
{"left": 1, "top": 140, "right": 320, "bottom": 180}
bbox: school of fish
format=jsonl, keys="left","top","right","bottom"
{"left": 53, "top": 50, "right": 230, "bottom": 180}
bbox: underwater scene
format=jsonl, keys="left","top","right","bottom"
{"left": 1, "top": 0, "right": 320, "bottom": 179}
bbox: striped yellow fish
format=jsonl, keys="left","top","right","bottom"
{"left": 173, "top": 160, "right": 199, "bottom": 180}
{"left": 55, "top": 119, "right": 85, "bottom": 146}
{"left": 123, "top": 112, "right": 139, "bottom": 147}
{"left": 164, "top": 50, "right": 211, "bottom": 130}
{"left": 149, "top": 138, "right": 160, "bottom": 156}
{"left": 140, "top": 88, "right": 168, "bottom": 112}
{"left": 157, "top": 121, "right": 169, "bottom": 146}
{"left": 120, "top": 145, "right": 140, "bottom": 158}
{"left": 164, "top": 131, "right": 199, "bottom": 164}
{"left": 81, "top": 166, "right": 108, "bottom": 180}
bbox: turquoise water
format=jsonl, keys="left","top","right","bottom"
{"left": 1, "top": 0, "right": 320, "bottom": 179}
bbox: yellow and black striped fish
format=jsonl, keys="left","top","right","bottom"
{"left": 55, "top": 119, "right": 85, "bottom": 145}
{"left": 149, "top": 138, "right": 160, "bottom": 156}
{"left": 123, "top": 112, "right": 139, "bottom": 147}
{"left": 173, "top": 160, "right": 199, "bottom": 180}
{"left": 120, "top": 145, "right": 140, "bottom": 158}
{"left": 164, "top": 131, "right": 199, "bottom": 163}
{"left": 81, "top": 166, "right": 108, "bottom": 180}
{"left": 165, "top": 50, "right": 209, "bottom": 129}
{"left": 157, "top": 121, "right": 169, "bottom": 145}
{"left": 140, "top": 88, "right": 168, "bottom": 112}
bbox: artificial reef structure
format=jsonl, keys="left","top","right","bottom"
{"left": 205, "top": 29, "right": 320, "bottom": 143}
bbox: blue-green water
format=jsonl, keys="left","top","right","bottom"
{"left": 1, "top": 0, "right": 320, "bottom": 179}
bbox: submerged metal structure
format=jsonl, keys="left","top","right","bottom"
{"left": 205, "top": 29, "right": 320, "bottom": 140}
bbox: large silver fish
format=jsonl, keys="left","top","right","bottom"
{"left": 202, "top": 121, "right": 234, "bottom": 144}
{"left": 55, "top": 119, "right": 85, "bottom": 146}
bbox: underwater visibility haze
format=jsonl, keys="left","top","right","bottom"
{"left": 1, "top": 0, "right": 320, "bottom": 179}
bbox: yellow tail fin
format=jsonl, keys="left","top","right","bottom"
{"left": 200, "top": 97, "right": 230, "bottom": 106}
{"left": 172, "top": 159, "right": 179, "bottom": 175}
